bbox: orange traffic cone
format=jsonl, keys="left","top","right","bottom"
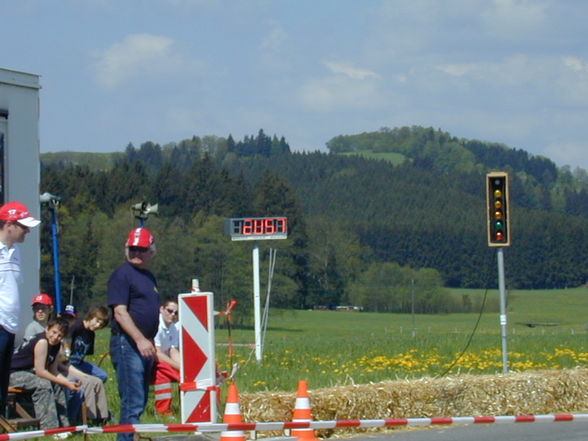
{"left": 291, "top": 380, "right": 319, "bottom": 441}
{"left": 220, "top": 383, "right": 246, "bottom": 441}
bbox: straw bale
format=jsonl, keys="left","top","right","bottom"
{"left": 239, "top": 368, "right": 588, "bottom": 438}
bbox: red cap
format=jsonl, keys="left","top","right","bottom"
{"left": 32, "top": 293, "right": 53, "bottom": 306}
{"left": 0, "top": 201, "right": 40, "bottom": 228}
{"left": 125, "top": 227, "right": 154, "bottom": 248}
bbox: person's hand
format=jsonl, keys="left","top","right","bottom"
{"left": 136, "top": 338, "right": 156, "bottom": 359}
{"left": 67, "top": 380, "right": 81, "bottom": 392}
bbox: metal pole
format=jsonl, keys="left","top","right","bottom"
{"left": 411, "top": 278, "right": 416, "bottom": 338}
{"left": 50, "top": 206, "right": 62, "bottom": 314}
{"left": 253, "top": 243, "right": 262, "bottom": 362}
{"left": 497, "top": 248, "right": 509, "bottom": 373}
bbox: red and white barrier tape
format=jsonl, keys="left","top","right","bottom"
{"left": 0, "top": 424, "right": 86, "bottom": 441}
{"left": 83, "top": 414, "right": 588, "bottom": 433}
{"left": 3, "top": 414, "right": 588, "bottom": 439}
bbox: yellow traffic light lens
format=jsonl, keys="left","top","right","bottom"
{"left": 494, "top": 200, "right": 502, "bottom": 209}
{"left": 495, "top": 210, "right": 503, "bottom": 219}
{"left": 494, "top": 189, "right": 502, "bottom": 198}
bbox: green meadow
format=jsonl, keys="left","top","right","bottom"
{"left": 28, "top": 287, "right": 588, "bottom": 440}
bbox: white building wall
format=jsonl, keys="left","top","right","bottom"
{"left": 0, "top": 68, "right": 41, "bottom": 344}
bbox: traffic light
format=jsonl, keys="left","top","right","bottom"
{"left": 486, "top": 171, "right": 511, "bottom": 247}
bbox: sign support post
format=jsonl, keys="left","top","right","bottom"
{"left": 253, "top": 243, "right": 262, "bottom": 362}
{"left": 225, "top": 217, "right": 288, "bottom": 363}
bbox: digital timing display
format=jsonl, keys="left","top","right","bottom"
{"left": 226, "top": 217, "right": 288, "bottom": 241}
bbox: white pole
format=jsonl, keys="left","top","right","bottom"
{"left": 497, "top": 248, "right": 509, "bottom": 373}
{"left": 253, "top": 243, "right": 262, "bottom": 362}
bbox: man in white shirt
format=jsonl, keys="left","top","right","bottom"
{"left": 0, "top": 201, "right": 40, "bottom": 415}
{"left": 153, "top": 297, "right": 180, "bottom": 416}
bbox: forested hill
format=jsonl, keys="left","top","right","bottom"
{"left": 40, "top": 127, "right": 588, "bottom": 316}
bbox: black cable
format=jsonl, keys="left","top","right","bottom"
{"left": 434, "top": 287, "right": 488, "bottom": 378}
{"left": 434, "top": 251, "right": 499, "bottom": 378}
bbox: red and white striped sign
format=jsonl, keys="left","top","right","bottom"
{"left": 178, "top": 292, "right": 217, "bottom": 424}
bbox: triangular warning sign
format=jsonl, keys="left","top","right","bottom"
{"left": 186, "top": 391, "right": 212, "bottom": 422}
{"left": 184, "top": 296, "right": 209, "bottom": 330}
{"left": 182, "top": 328, "right": 208, "bottom": 381}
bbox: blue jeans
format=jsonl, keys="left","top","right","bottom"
{"left": 65, "top": 387, "right": 84, "bottom": 424}
{"left": 110, "top": 333, "right": 154, "bottom": 441}
{"left": 0, "top": 327, "right": 15, "bottom": 415}
{"left": 74, "top": 361, "right": 108, "bottom": 383}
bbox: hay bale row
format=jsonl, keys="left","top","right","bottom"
{"left": 239, "top": 368, "right": 588, "bottom": 437}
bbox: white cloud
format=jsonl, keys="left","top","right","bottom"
{"left": 436, "top": 63, "right": 478, "bottom": 77}
{"left": 259, "top": 20, "right": 287, "bottom": 53}
{"left": 323, "top": 61, "right": 379, "bottom": 80}
{"left": 299, "top": 76, "right": 384, "bottom": 112}
{"left": 435, "top": 55, "right": 551, "bottom": 87}
{"left": 563, "top": 56, "right": 588, "bottom": 72}
{"left": 257, "top": 20, "right": 291, "bottom": 73}
{"left": 93, "top": 33, "right": 201, "bottom": 89}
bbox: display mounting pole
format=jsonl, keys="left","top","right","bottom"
{"left": 225, "top": 216, "right": 289, "bottom": 363}
{"left": 497, "top": 248, "right": 509, "bottom": 373}
{"left": 252, "top": 242, "right": 262, "bottom": 362}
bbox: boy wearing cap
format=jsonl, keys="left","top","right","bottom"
{"left": 108, "top": 227, "right": 159, "bottom": 441}
{"left": 0, "top": 201, "right": 40, "bottom": 415}
{"left": 23, "top": 293, "right": 54, "bottom": 343}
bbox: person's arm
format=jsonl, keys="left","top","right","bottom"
{"left": 155, "top": 345, "right": 180, "bottom": 370}
{"left": 113, "top": 304, "right": 156, "bottom": 358}
{"left": 66, "top": 363, "right": 90, "bottom": 380}
{"left": 33, "top": 340, "right": 80, "bottom": 391}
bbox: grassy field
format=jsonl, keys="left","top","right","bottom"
{"left": 339, "top": 150, "right": 407, "bottom": 165}
{"left": 29, "top": 287, "right": 588, "bottom": 440}
{"left": 212, "top": 287, "right": 588, "bottom": 391}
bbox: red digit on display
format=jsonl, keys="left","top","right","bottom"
{"left": 254, "top": 219, "right": 263, "bottom": 234}
{"left": 277, "top": 218, "right": 287, "bottom": 233}
{"left": 243, "top": 219, "right": 253, "bottom": 235}
{"left": 265, "top": 218, "right": 276, "bottom": 234}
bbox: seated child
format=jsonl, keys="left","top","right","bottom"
{"left": 9, "top": 318, "right": 80, "bottom": 430}
{"left": 68, "top": 305, "right": 109, "bottom": 383}
{"left": 23, "top": 293, "right": 54, "bottom": 343}
{"left": 153, "top": 297, "right": 181, "bottom": 416}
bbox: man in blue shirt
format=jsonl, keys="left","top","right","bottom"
{"left": 108, "top": 227, "right": 159, "bottom": 441}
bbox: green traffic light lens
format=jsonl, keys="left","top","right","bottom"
{"left": 495, "top": 220, "right": 504, "bottom": 230}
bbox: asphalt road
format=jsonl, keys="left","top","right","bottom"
{"left": 348, "top": 421, "right": 588, "bottom": 441}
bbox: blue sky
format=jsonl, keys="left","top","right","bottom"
{"left": 3, "top": 0, "right": 588, "bottom": 169}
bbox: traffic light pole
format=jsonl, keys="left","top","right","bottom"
{"left": 497, "top": 248, "right": 509, "bottom": 373}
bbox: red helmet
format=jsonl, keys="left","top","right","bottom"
{"left": 31, "top": 293, "right": 53, "bottom": 306}
{"left": 125, "top": 227, "right": 154, "bottom": 248}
